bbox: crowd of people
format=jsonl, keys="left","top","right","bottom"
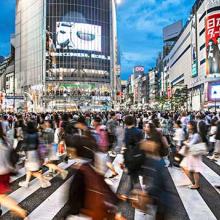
{"left": 0, "top": 110, "right": 219, "bottom": 220}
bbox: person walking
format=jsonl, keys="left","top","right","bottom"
{"left": 42, "top": 120, "right": 68, "bottom": 179}
{"left": 180, "top": 121, "right": 203, "bottom": 189}
{"left": 123, "top": 115, "right": 144, "bottom": 189}
{"left": 173, "top": 120, "right": 185, "bottom": 150}
{"left": 18, "top": 121, "right": 51, "bottom": 188}
{"left": 208, "top": 119, "right": 217, "bottom": 155}
{"left": 210, "top": 121, "right": 220, "bottom": 160}
{"left": 0, "top": 122, "right": 28, "bottom": 219}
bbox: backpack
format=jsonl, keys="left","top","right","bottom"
{"left": 10, "top": 148, "right": 19, "bottom": 167}
{"left": 124, "top": 130, "right": 145, "bottom": 173}
{"left": 107, "top": 131, "right": 116, "bottom": 148}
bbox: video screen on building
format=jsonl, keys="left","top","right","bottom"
{"left": 205, "top": 13, "right": 220, "bottom": 76}
{"left": 211, "top": 85, "right": 220, "bottom": 99}
{"left": 56, "top": 22, "right": 102, "bottom": 52}
{"left": 208, "top": 81, "right": 220, "bottom": 101}
{"left": 46, "top": 0, "right": 111, "bottom": 78}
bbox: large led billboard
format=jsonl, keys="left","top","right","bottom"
{"left": 205, "top": 14, "right": 220, "bottom": 76}
{"left": 56, "top": 22, "right": 102, "bottom": 52}
{"left": 46, "top": 0, "right": 111, "bottom": 78}
{"left": 191, "top": 15, "right": 198, "bottom": 77}
{"left": 208, "top": 81, "right": 220, "bottom": 101}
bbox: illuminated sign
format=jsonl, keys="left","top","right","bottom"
{"left": 208, "top": 81, "right": 220, "bottom": 101}
{"left": 191, "top": 15, "right": 198, "bottom": 77}
{"left": 134, "top": 66, "right": 145, "bottom": 73}
{"left": 205, "top": 14, "right": 220, "bottom": 76}
{"left": 56, "top": 22, "right": 102, "bottom": 52}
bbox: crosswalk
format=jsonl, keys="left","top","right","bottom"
{"left": 1, "top": 156, "right": 220, "bottom": 220}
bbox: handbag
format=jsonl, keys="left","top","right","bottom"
{"left": 189, "top": 142, "right": 207, "bottom": 156}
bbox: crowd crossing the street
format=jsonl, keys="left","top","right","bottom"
{"left": 0, "top": 111, "right": 219, "bottom": 220}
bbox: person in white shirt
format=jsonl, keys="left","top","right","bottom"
{"left": 173, "top": 120, "right": 185, "bottom": 150}
{"left": 208, "top": 119, "right": 217, "bottom": 155}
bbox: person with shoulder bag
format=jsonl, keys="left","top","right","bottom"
{"left": 18, "top": 121, "right": 51, "bottom": 189}
{"left": 180, "top": 121, "right": 205, "bottom": 189}
{"left": 64, "top": 134, "right": 121, "bottom": 220}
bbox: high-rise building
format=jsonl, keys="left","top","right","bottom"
{"left": 15, "top": 0, "right": 119, "bottom": 111}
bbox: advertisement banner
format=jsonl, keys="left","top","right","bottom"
{"left": 208, "top": 81, "right": 220, "bottom": 101}
{"left": 46, "top": 0, "right": 110, "bottom": 73}
{"left": 206, "top": 14, "right": 220, "bottom": 76}
{"left": 134, "top": 66, "right": 144, "bottom": 73}
{"left": 56, "top": 22, "right": 102, "bottom": 52}
{"left": 191, "top": 15, "right": 198, "bottom": 77}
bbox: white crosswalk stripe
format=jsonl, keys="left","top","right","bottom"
{"left": 1, "top": 155, "right": 220, "bottom": 220}
{"left": 201, "top": 162, "right": 220, "bottom": 194}
{"left": 2, "top": 159, "right": 76, "bottom": 215}
{"left": 27, "top": 177, "right": 73, "bottom": 220}
{"left": 168, "top": 167, "right": 217, "bottom": 220}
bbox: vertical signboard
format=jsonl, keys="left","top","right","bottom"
{"left": 206, "top": 14, "right": 220, "bottom": 76}
{"left": 191, "top": 15, "right": 198, "bottom": 77}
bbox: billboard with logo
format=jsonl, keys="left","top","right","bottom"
{"left": 56, "top": 22, "right": 101, "bottom": 52}
{"left": 191, "top": 15, "right": 198, "bottom": 77}
{"left": 134, "top": 66, "right": 145, "bottom": 74}
{"left": 46, "top": 0, "right": 110, "bottom": 78}
{"left": 205, "top": 13, "right": 220, "bottom": 76}
{"left": 208, "top": 81, "right": 220, "bottom": 101}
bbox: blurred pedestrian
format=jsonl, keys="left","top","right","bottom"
{"left": 19, "top": 121, "right": 51, "bottom": 188}
{"left": 0, "top": 122, "right": 28, "bottom": 219}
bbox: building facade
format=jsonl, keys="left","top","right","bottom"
{"left": 15, "top": 0, "right": 119, "bottom": 111}
{"left": 165, "top": 0, "right": 220, "bottom": 111}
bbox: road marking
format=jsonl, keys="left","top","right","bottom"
{"left": 27, "top": 177, "right": 73, "bottom": 220}
{"left": 10, "top": 167, "right": 26, "bottom": 183}
{"left": 201, "top": 162, "right": 220, "bottom": 194}
{"left": 105, "top": 154, "right": 124, "bottom": 193}
{"left": 2, "top": 160, "right": 76, "bottom": 215}
{"left": 168, "top": 167, "right": 217, "bottom": 220}
{"left": 215, "top": 158, "right": 220, "bottom": 166}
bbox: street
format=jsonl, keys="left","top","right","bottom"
{"left": 1, "top": 153, "right": 219, "bottom": 220}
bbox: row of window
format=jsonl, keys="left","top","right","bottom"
{"left": 47, "top": 0, "right": 110, "bottom": 10}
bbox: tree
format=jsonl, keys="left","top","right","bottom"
{"left": 171, "top": 87, "right": 188, "bottom": 111}
{"left": 156, "top": 94, "right": 168, "bottom": 111}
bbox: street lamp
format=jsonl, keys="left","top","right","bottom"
{"left": 214, "top": 91, "right": 217, "bottom": 112}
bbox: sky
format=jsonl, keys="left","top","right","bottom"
{"left": 0, "top": 0, "right": 195, "bottom": 79}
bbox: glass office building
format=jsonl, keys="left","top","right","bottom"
{"left": 15, "top": 0, "right": 118, "bottom": 111}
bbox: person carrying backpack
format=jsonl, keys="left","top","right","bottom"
{"left": 123, "top": 115, "right": 144, "bottom": 189}
{"left": 106, "top": 112, "right": 118, "bottom": 156}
